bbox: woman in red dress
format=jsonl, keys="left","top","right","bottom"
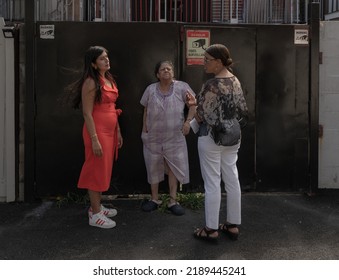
{"left": 70, "top": 46, "right": 123, "bottom": 229}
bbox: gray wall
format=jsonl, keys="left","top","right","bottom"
{"left": 319, "top": 21, "right": 339, "bottom": 189}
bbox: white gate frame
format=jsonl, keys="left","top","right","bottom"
{"left": 0, "top": 17, "right": 16, "bottom": 202}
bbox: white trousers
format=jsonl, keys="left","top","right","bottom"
{"left": 198, "top": 134, "right": 241, "bottom": 229}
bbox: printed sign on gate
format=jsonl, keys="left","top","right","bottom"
{"left": 186, "top": 30, "right": 210, "bottom": 65}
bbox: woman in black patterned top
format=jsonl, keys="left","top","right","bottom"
{"left": 188, "top": 44, "right": 248, "bottom": 242}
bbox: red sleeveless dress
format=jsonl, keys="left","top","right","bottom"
{"left": 78, "top": 78, "right": 122, "bottom": 192}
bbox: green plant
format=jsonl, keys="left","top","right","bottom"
{"left": 158, "top": 192, "right": 204, "bottom": 212}
{"left": 56, "top": 192, "right": 89, "bottom": 208}
{"left": 178, "top": 192, "right": 204, "bottom": 210}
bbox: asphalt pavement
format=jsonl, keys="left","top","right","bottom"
{"left": 0, "top": 192, "right": 339, "bottom": 260}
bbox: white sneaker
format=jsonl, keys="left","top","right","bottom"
{"left": 89, "top": 211, "right": 116, "bottom": 229}
{"left": 88, "top": 205, "right": 118, "bottom": 218}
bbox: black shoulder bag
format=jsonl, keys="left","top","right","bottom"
{"left": 211, "top": 95, "right": 241, "bottom": 146}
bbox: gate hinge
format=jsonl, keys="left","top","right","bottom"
{"left": 319, "top": 52, "right": 323, "bottom": 64}
{"left": 319, "top": 124, "right": 323, "bottom": 138}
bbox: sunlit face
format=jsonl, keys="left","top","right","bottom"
{"left": 157, "top": 62, "right": 174, "bottom": 81}
{"left": 92, "top": 51, "right": 110, "bottom": 73}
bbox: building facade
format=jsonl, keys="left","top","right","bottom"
{"left": 0, "top": 0, "right": 326, "bottom": 23}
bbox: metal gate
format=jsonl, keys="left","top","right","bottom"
{"left": 32, "top": 22, "right": 311, "bottom": 197}
{"left": 255, "top": 25, "right": 310, "bottom": 191}
{"left": 181, "top": 24, "right": 310, "bottom": 192}
{"left": 34, "top": 22, "right": 182, "bottom": 197}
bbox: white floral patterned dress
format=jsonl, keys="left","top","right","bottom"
{"left": 140, "top": 80, "right": 195, "bottom": 184}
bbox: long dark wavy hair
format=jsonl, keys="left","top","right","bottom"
{"left": 67, "top": 46, "right": 116, "bottom": 109}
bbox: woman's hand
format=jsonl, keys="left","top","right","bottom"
{"left": 185, "top": 91, "right": 196, "bottom": 107}
{"left": 118, "top": 131, "right": 123, "bottom": 148}
{"left": 91, "top": 137, "right": 103, "bottom": 157}
{"left": 182, "top": 121, "right": 191, "bottom": 136}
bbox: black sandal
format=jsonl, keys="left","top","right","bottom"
{"left": 219, "top": 223, "right": 239, "bottom": 241}
{"left": 193, "top": 227, "right": 218, "bottom": 242}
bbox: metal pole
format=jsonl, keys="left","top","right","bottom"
{"left": 174, "top": 0, "right": 176, "bottom": 22}
{"left": 150, "top": 0, "right": 153, "bottom": 21}
{"left": 236, "top": 0, "right": 239, "bottom": 21}
{"left": 197, "top": 0, "right": 200, "bottom": 22}
{"left": 65, "top": 0, "right": 68, "bottom": 20}
{"left": 80, "top": 0, "right": 83, "bottom": 21}
{"left": 165, "top": 0, "right": 167, "bottom": 21}
{"left": 87, "top": 0, "right": 91, "bottom": 21}
{"left": 102, "top": 0, "right": 106, "bottom": 21}
{"left": 10, "top": 0, "right": 13, "bottom": 21}
{"left": 290, "top": 0, "right": 293, "bottom": 23}
{"left": 308, "top": 2, "right": 320, "bottom": 194}
{"left": 72, "top": 0, "right": 75, "bottom": 21}
{"left": 24, "top": 0, "right": 36, "bottom": 201}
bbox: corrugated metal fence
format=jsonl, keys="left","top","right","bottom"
{"left": 243, "top": 0, "right": 314, "bottom": 24}
{"left": 0, "top": 0, "right": 323, "bottom": 23}
{"left": 0, "top": 0, "right": 25, "bottom": 21}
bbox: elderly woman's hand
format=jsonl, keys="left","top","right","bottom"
{"left": 182, "top": 121, "right": 191, "bottom": 136}
{"left": 185, "top": 91, "right": 196, "bottom": 107}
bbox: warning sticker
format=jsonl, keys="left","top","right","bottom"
{"left": 186, "top": 30, "right": 210, "bottom": 65}
{"left": 40, "top": 25, "right": 55, "bottom": 39}
{"left": 294, "top": 29, "right": 308, "bottom": 45}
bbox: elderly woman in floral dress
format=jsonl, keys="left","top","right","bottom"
{"left": 140, "top": 60, "right": 196, "bottom": 216}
